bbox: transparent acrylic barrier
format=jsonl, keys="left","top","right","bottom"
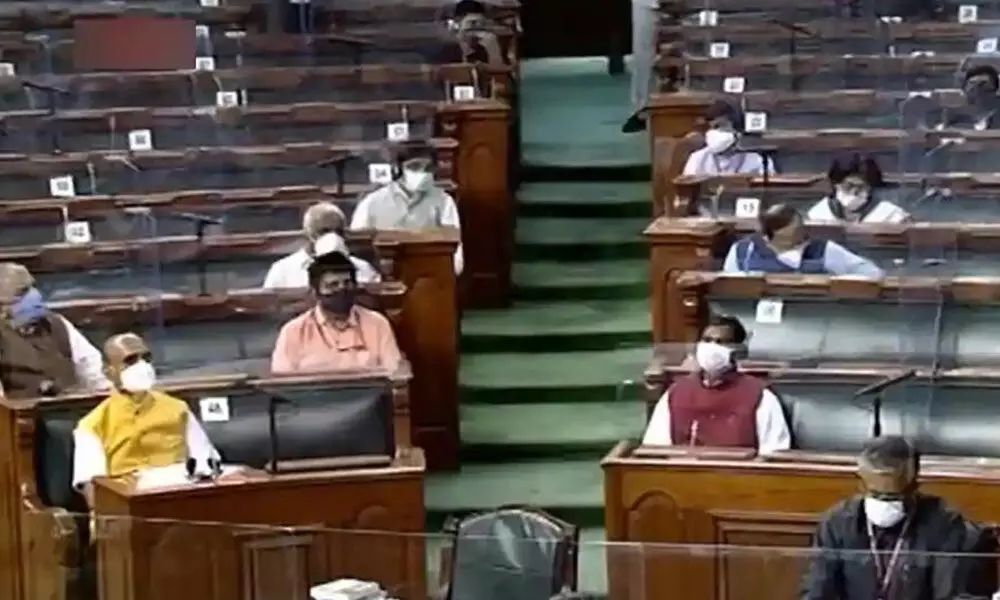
{"left": 23, "top": 511, "right": 1000, "bottom": 600}
{"left": 8, "top": 195, "right": 396, "bottom": 374}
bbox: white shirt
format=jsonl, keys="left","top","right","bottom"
{"left": 61, "top": 315, "right": 111, "bottom": 392}
{"left": 682, "top": 147, "right": 776, "bottom": 176}
{"left": 263, "top": 249, "right": 381, "bottom": 289}
{"left": 642, "top": 387, "right": 791, "bottom": 454}
{"left": 71, "top": 407, "right": 220, "bottom": 489}
{"left": 350, "top": 183, "right": 464, "bottom": 275}
{"left": 806, "top": 198, "right": 910, "bottom": 224}
{"left": 722, "top": 238, "right": 885, "bottom": 278}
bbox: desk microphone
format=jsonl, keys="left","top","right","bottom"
{"left": 852, "top": 369, "right": 917, "bottom": 438}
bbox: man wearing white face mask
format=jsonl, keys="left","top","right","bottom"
{"left": 682, "top": 101, "right": 776, "bottom": 177}
{"left": 350, "top": 147, "right": 464, "bottom": 275}
{"left": 807, "top": 154, "right": 910, "bottom": 224}
{"left": 71, "top": 333, "right": 220, "bottom": 508}
{"left": 642, "top": 315, "right": 790, "bottom": 453}
{"left": 802, "top": 436, "right": 997, "bottom": 600}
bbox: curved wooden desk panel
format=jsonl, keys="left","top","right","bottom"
{"left": 603, "top": 442, "right": 1000, "bottom": 600}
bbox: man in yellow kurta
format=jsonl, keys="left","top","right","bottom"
{"left": 72, "top": 333, "right": 219, "bottom": 506}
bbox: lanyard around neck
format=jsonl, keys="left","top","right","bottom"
{"left": 867, "top": 516, "right": 911, "bottom": 599}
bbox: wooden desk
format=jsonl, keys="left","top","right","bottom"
{"left": 603, "top": 442, "right": 1000, "bottom": 600}
{"left": 94, "top": 455, "right": 426, "bottom": 600}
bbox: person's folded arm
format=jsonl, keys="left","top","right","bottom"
{"left": 349, "top": 194, "right": 375, "bottom": 230}
{"left": 71, "top": 428, "right": 107, "bottom": 508}
{"left": 641, "top": 391, "right": 673, "bottom": 446}
{"left": 62, "top": 316, "right": 110, "bottom": 391}
{"left": 374, "top": 315, "right": 402, "bottom": 373}
{"left": 823, "top": 241, "right": 884, "bottom": 278}
{"left": 440, "top": 194, "right": 464, "bottom": 275}
{"left": 755, "top": 389, "right": 791, "bottom": 454}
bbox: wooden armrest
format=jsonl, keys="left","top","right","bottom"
{"left": 265, "top": 455, "right": 392, "bottom": 473}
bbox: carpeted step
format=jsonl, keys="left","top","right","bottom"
{"left": 517, "top": 182, "right": 651, "bottom": 219}
{"left": 513, "top": 259, "right": 648, "bottom": 301}
{"left": 460, "top": 400, "right": 644, "bottom": 460}
{"left": 460, "top": 346, "right": 652, "bottom": 404}
{"left": 516, "top": 217, "right": 649, "bottom": 261}
{"left": 461, "top": 298, "right": 649, "bottom": 353}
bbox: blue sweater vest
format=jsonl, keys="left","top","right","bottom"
{"left": 734, "top": 236, "right": 828, "bottom": 274}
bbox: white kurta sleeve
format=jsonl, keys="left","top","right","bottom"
{"left": 641, "top": 391, "right": 673, "bottom": 445}
{"left": 72, "top": 428, "right": 107, "bottom": 489}
{"left": 439, "top": 193, "right": 464, "bottom": 275}
{"left": 185, "top": 409, "right": 221, "bottom": 462}
{"left": 262, "top": 259, "right": 284, "bottom": 289}
{"left": 62, "top": 316, "right": 110, "bottom": 392}
{"left": 350, "top": 193, "right": 376, "bottom": 230}
{"left": 755, "top": 388, "right": 792, "bottom": 455}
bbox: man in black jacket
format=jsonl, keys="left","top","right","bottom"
{"left": 801, "top": 436, "right": 997, "bottom": 600}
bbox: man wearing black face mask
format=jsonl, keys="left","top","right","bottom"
{"left": 801, "top": 436, "right": 997, "bottom": 600}
{"left": 270, "top": 252, "right": 401, "bottom": 374}
{"left": 958, "top": 65, "right": 1000, "bottom": 130}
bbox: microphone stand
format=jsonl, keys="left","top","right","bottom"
{"left": 160, "top": 211, "right": 223, "bottom": 296}
{"left": 852, "top": 369, "right": 918, "bottom": 438}
{"left": 22, "top": 80, "right": 70, "bottom": 154}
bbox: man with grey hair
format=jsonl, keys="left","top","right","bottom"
{"left": 263, "top": 201, "right": 380, "bottom": 288}
{"left": 0, "top": 263, "right": 107, "bottom": 397}
{"left": 801, "top": 435, "right": 996, "bottom": 600}
{"left": 351, "top": 146, "right": 464, "bottom": 274}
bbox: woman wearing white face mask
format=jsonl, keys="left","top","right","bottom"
{"left": 70, "top": 333, "right": 221, "bottom": 508}
{"left": 682, "top": 101, "right": 776, "bottom": 177}
{"left": 641, "top": 315, "right": 790, "bottom": 454}
{"left": 802, "top": 436, "right": 997, "bottom": 600}
{"left": 807, "top": 154, "right": 910, "bottom": 224}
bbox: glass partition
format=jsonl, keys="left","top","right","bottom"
{"left": 17, "top": 511, "right": 1000, "bottom": 600}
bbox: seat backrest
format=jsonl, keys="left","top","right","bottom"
{"left": 448, "top": 507, "right": 576, "bottom": 600}
{"left": 33, "top": 377, "right": 394, "bottom": 510}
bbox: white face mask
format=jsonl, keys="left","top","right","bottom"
{"left": 864, "top": 496, "right": 907, "bottom": 528}
{"left": 835, "top": 190, "right": 868, "bottom": 211}
{"left": 120, "top": 360, "right": 156, "bottom": 393}
{"left": 402, "top": 169, "right": 432, "bottom": 193}
{"left": 704, "top": 129, "right": 737, "bottom": 154}
{"left": 694, "top": 342, "right": 734, "bottom": 375}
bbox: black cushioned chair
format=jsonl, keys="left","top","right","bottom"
{"left": 31, "top": 377, "right": 395, "bottom": 600}
{"left": 437, "top": 506, "right": 579, "bottom": 600}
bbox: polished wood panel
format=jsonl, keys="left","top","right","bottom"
{"left": 94, "top": 459, "right": 427, "bottom": 600}
{"left": 2, "top": 370, "right": 413, "bottom": 600}
{"left": 604, "top": 442, "right": 1000, "bottom": 600}
{"left": 648, "top": 93, "right": 714, "bottom": 217}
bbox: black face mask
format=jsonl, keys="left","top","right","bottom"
{"left": 317, "top": 290, "right": 356, "bottom": 318}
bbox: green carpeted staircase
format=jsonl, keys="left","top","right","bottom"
{"left": 425, "top": 59, "right": 653, "bottom": 593}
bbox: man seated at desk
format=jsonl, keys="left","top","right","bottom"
{"left": 642, "top": 315, "right": 791, "bottom": 453}
{"left": 0, "top": 262, "right": 108, "bottom": 397}
{"left": 350, "top": 146, "right": 464, "bottom": 275}
{"left": 723, "top": 204, "right": 885, "bottom": 278}
{"left": 802, "top": 435, "right": 997, "bottom": 600}
{"left": 271, "top": 251, "right": 402, "bottom": 374}
{"left": 72, "top": 333, "right": 220, "bottom": 506}
{"left": 264, "top": 201, "right": 381, "bottom": 288}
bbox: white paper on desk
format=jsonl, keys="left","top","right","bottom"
{"left": 134, "top": 462, "right": 242, "bottom": 490}
{"left": 310, "top": 579, "right": 382, "bottom": 600}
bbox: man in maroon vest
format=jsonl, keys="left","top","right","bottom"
{"left": 642, "top": 315, "right": 791, "bottom": 454}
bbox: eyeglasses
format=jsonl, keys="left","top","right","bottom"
{"left": 122, "top": 351, "right": 153, "bottom": 366}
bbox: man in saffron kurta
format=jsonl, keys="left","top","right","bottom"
{"left": 72, "top": 333, "right": 219, "bottom": 506}
{"left": 642, "top": 315, "right": 791, "bottom": 454}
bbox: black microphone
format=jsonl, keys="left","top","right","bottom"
{"left": 853, "top": 369, "right": 918, "bottom": 398}
{"left": 21, "top": 79, "right": 70, "bottom": 95}
{"left": 172, "top": 211, "right": 223, "bottom": 226}
{"left": 852, "top": 369, "right": 918, "bottom": 438}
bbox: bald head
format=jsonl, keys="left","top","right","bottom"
{"left": 104, "top": 333, "right": 155, "bottom": 395}
{"left": 302, "top": 202, "right": 346, "bottom": 241}
{"left": 0, "top": 263, "right": 34, "bottom": 304}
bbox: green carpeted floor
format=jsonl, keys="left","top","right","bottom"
{"left": 423, "top": 57, "right": 654, "bottom": 593}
